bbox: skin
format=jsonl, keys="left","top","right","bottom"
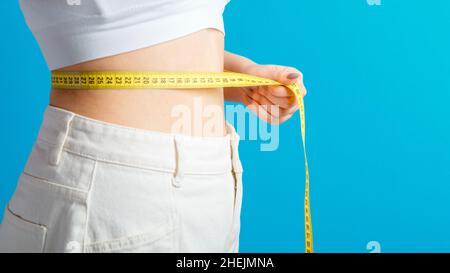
{"left": 50, "top": 28, "right": 306, "bottom": 137}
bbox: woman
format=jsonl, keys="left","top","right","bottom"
{"left": 0, "top": 0, "right": 305, "bottom": 253}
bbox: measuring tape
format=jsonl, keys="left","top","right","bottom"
{"left": 51, "top": 71, "right": 314, "bottom": 253}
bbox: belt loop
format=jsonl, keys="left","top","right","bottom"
{"left": 230, "top": 128, "right": 243, "bottom": 174}
{"left": 49, "top": 113, "right": 75, "bottom": 166}
{"left": 172, "top": 136, "right": 184, "bottom": 188}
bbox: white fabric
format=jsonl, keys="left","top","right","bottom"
{"left": 0, "top": 106, "right": 243, "bottom": 253}
{"left": 19, "top": 0, "right": 231, "bottom": 70}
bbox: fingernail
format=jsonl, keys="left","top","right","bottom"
{"left": 287, "top": 73, "right": 300, "bottom": 79}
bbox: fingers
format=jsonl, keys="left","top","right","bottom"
{"left": 266, "top": 85, "right": 295, "bottom": 98}
{"left": 242, "top": 88, "right": 298, "bottom": 123}
{"left": 241, "top": 93, "right": 274, "bottom": 124}
{"left": 246, "top": 63, "right": 307, "bottom": 97}
{"left": 244, "top": 86, "right": 298, "bottom": 113}
{"left": 240, "top": 63, "right": 308, "bottom": 124}
{"left": 273, "top": 65, "right": 303, "bottom": 86}
{"left": 247, "top": 64, "right": 303, "bottom": 85}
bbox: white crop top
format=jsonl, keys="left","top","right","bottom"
{"left": 19, "top": 0, "right": 231, "bottom": 70}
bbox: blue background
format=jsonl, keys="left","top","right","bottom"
{"left": 1, "top": 0, "right": 450, "bottom": 253}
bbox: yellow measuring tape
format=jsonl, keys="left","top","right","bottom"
{"left": 51, "top": 71, "right": 314, "bottom": 253}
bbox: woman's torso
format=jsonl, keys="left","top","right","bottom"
{"left": 50, "top": 28, "right": 226, "bottom": 137}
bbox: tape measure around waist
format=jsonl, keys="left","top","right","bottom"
{"left": 51, "top": 70, "right": 314, "bottom": 253}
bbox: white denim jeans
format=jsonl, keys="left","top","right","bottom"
{"left": 0, "top": 106, "right": 243, "bottom": 253}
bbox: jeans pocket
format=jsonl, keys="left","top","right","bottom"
{"left": 6, "top": 172, "right": 89, "bottom": 253}
{"left": 0, "top": 205, "right": 48, "bottom": 253}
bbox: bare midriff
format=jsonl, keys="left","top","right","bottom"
{"left": 50, "top": 28, "right": 226, "bottom": 137}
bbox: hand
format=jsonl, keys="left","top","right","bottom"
{"left": 237, "top": 63, "right": 307, "bottom": 124}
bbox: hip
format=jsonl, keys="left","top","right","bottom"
{"left": 0, "top": 105, "right": 243, "bottom": 252}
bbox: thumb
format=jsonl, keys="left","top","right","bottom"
{"left": 247, "top": 64, "right": 303, "bottom": 85}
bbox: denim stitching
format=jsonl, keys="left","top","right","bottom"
{"left": 82, "top": 160, "right": 98, "bottom": 253}
{"left": 62, "top": 148, "right": 232, "bottom": 176}
{"left": 21, "top": 172, "right": 89, "bottom": 201}
{"left": 83, "top": 222, "right": 175, "bottom": 253}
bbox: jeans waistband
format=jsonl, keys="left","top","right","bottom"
{"left": 36, "top": 106, "right": 243, "bottom": 175}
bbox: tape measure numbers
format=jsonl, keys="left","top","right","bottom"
{"left": 51, "top": 71, "right": 314, "bottom": 253}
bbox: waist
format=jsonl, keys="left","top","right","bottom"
{"left": 50, "top": 28, "right": 226, "bottom": 136}
{"left": 37, "top": 105, "right": 242, "bottom": 175}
